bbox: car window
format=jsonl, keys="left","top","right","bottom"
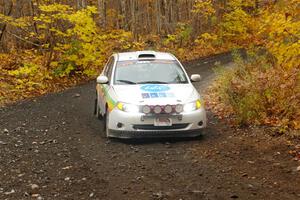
{"left": 104, "top": 57, "right": 112, "bottom": 75}
{"left": 103, "top": 56, "right": 115, "bottom": 84}
{"left": 114, "top": 60, "right": 188, "bottom": 85}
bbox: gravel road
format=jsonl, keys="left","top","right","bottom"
{"left": 1, "top": 55, "right": 299, "bottom": 200}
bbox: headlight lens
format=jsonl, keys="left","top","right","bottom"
{"left": 116, "top": 100, "right": 201, "bottom": 113}
{"left": 183, "top": 100, "right": 201, "bottom": 112}
{"left": 117, "top": 102, "right": 139, "bottom": 113}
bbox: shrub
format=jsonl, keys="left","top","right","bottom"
{"left": 207, "top": 51, "right": 300, "bottom": 130}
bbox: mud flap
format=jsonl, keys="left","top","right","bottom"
{"left": 94, "top": 98, "right": 97, "bottom": 115}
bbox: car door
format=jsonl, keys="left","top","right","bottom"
{"left": 98, "top": 56, "right": 115, "bottom": 115}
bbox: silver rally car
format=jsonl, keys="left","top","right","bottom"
{"left": 95, "top": 51, "right": 207, "bottom": 138}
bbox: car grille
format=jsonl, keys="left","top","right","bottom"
{"left": 133, "top": 123, "right": 189, "bottom": 130}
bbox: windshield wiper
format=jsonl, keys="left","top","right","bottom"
{"left": 138, "top": 81, "right": 168, "bottom": 84}
{"left": 116, "top": 80, "right": 137, "bottom": 85}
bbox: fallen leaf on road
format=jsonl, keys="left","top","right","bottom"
{"left": 62, "top": 166, "right": 72, "bottom": 170}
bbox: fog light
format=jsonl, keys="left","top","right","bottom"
{"left": 154, "top": 105, "right": 162, "bottom": 114}
{"left": 164, "top": 105, "right": 172, "bottom": 113}
{"left": 198, "top": 121, "right": 203, "bottom": 126}
{"left": 175, "top": 104, "right": 183, "bottom": 113}
{"left": 117, "top": 123, "right": 123, "bottom": 128}
{"left": 142, "top": 105, "right": 151, "bottom": 114}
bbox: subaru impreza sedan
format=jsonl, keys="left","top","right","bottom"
{"left": 94, "top": 51, "right": 207, "bottom": 138}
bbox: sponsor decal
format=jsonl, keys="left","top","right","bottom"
{"left": 166, "top": 93, "right": 175, "bottom": 97}
{"left": 140, "top": 84, "right": 170, "bottom": 92}
{"left": 158, "top": 93, "right": 167, "bottom": 98}
{"left": 142, "top": 93, "right": 150, "bottom": 99}
{"left": 150, "top": 93, "right": 159, "bottom": 98}
{"left": 141, "top": 92, "right": 175, "bottom": 99}
{"left": 101, "top": 85, "right": 117, "bottom": 111}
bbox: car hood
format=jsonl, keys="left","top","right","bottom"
{"left": 112, "top": 84, "right": 199, "bottom": 105}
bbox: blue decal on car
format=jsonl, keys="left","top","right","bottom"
{"left": 150, "top": 93, "right": 159, "bottom": 98}
{"left": 142, "top": 92, "right": 173, "bottom": 99}
{"left": 142, "top": 93, "right": 150, "bottom": 99}
{"left": 166, "top": 93, "right": 175, "bottom": 97}
{"left": 158, "top": 93, "right": 167, "bottom": 98}
{"left": 141, "top": 85, "right": 170, "bottom": 92}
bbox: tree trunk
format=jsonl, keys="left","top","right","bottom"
{"left": 120, "top": 0, "right": 126, "bottom": 29}
{"left": 156, "top": 0, "right": 161, "bottom": 34}
{"left": 0, "top": 1, "right": 13, "bottom": 51}
{"left": 98, "top": 0, "right": 106, "bottom": 29}
{"left": 130, "top": 0, "right": 135, "bottom": 37}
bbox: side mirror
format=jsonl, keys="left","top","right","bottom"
{"left": 97, "top": 75, "right": 109, "bottom": 84}
{"left": 191, "top": 74, "right": 201, "bottom": 82}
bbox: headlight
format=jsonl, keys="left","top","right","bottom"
{"left": 117, "top": 102, "right": 139, "bottom": 113}
{"left": 183, "top": 100, "right": 201, "bottom": 112}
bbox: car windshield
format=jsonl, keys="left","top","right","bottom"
{"left": 114, "top": 60, "right": 188, "bottom": 85}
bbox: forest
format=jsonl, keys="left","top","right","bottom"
{"left": 0, "top": 0, "right": 299, "bottom": 130}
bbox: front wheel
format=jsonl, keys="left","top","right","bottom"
{"left": 102, "top": 109, "right": 109, "bottom": 138}
{"left": 95, "top": 97, "right": 103, "bottom": 120}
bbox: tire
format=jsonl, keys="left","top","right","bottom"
{"left": 102, "top": 109, "right": 109, "bottom": 138}
{"left": 95, "top": 97, "right": 103, "bottom": 120}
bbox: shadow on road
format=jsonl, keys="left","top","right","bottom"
{"left": 110, "top": 135, "right": 203, "bottom": 145}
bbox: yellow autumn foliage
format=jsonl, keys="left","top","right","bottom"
{"left": 192, "top": 0, "right": 215, "bottom": 18}
{"left": 258, "top": 1, "right": 300, "bottom": 69}
{"left": 1, "top": 1, "right": 299, "bottom": 131}
{"left": 32, "top": 4, "right": 134, "bottom": 77}
{"left": 208, "top": 0, "right": 300, "bottom": 130}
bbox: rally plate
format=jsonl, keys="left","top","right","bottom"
{"left": 154, "top": 117, "right": 172, "bottom": 126}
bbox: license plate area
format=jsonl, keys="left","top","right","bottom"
{"left": 154, "top": 117, "right": 172, "bottom": 126}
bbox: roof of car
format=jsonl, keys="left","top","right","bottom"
{"left": 116, "top": 51, "right": 176, "bottom": 61}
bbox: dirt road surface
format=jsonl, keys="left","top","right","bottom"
{"left": 1, "top": 56, "right": 299, "bottom": 200}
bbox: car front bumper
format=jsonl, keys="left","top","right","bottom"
{"left": 107, "top": 108, "right": 207, "bottom": 139}
{"left": 108, "top": 129, "right": 204, "bottom": 138}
